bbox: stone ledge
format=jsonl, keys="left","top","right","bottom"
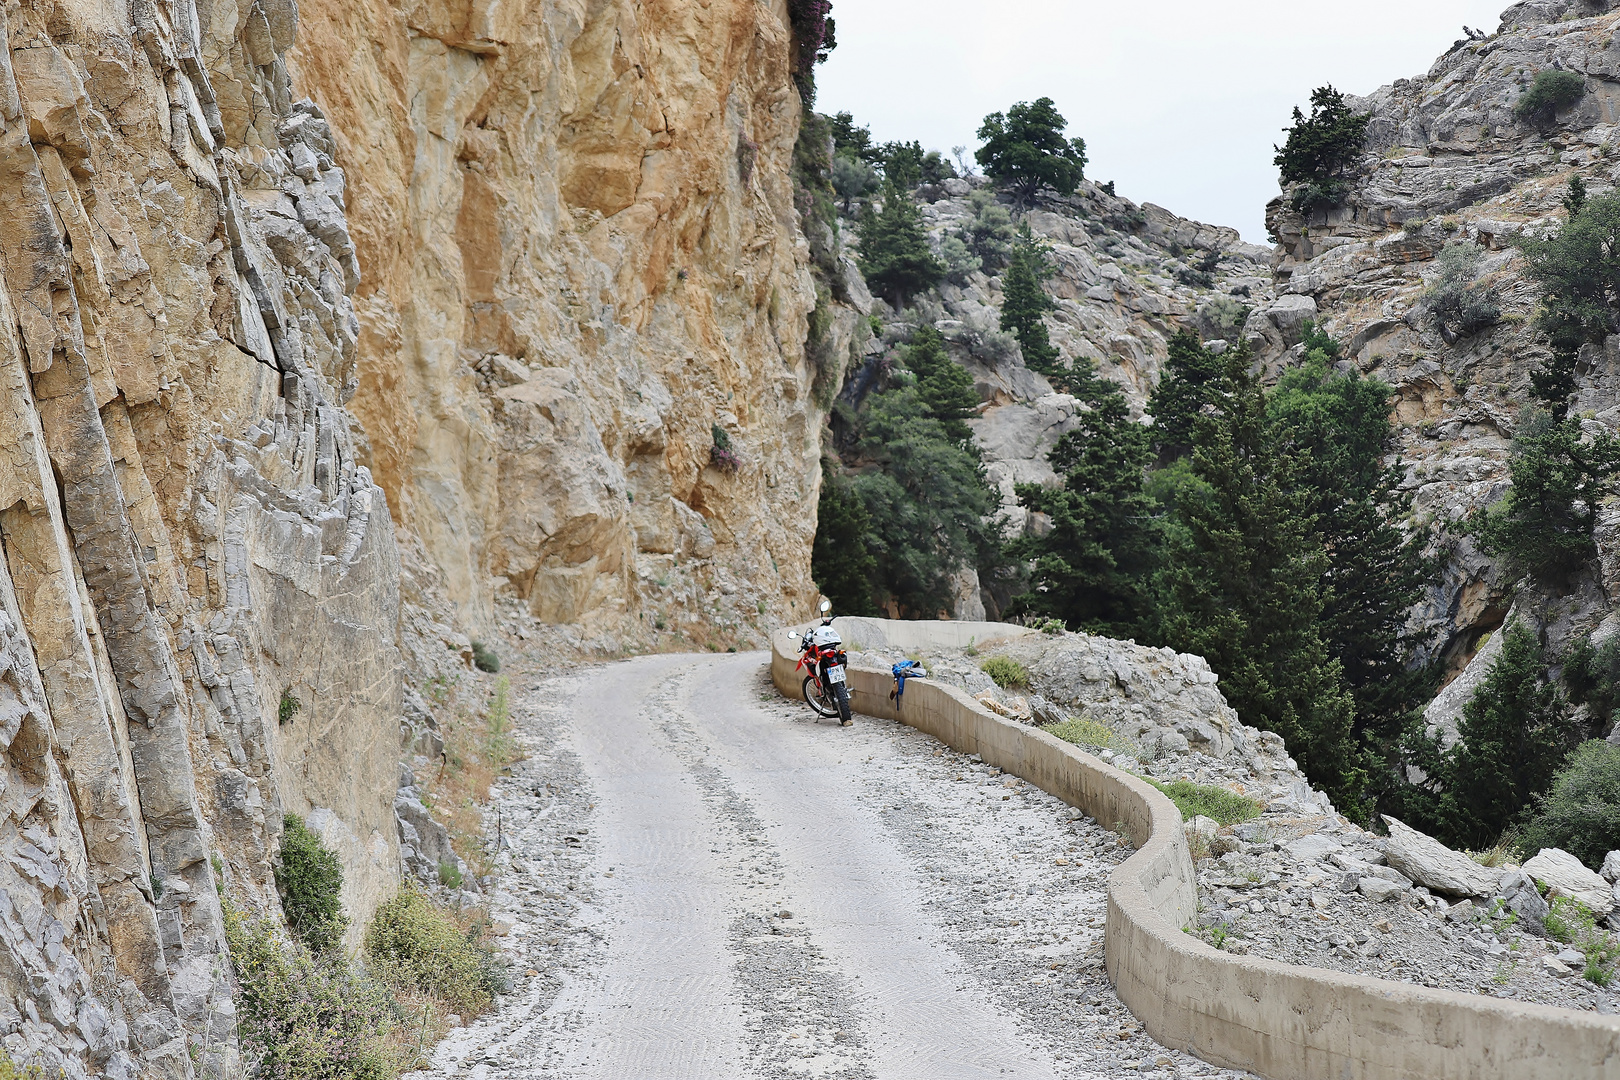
{"left": 769, "top": 621, "right": 1620, "bottom": 1079}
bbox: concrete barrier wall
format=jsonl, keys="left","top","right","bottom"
{"left": 771, "top": 625, "right": 1620, "bottom": 1079}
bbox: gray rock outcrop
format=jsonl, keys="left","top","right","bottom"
{"left": 1381, "top": 816, "right": 1501, "bottom": 897}
{"left": 1523, "top": 848, "right": 1615, "bottom": 913}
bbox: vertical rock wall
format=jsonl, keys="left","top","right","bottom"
{"left": 292, "top": 0, "right": 828, "bottom": 646}
{"left": 0, "top": 0, "right": 403, "bottom": 1072}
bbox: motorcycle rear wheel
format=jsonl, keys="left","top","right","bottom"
{"left": 803, "top": 675, "right": 840, "bottom": 718}
{"left": 834, "top": 684, "right": 852, "bottom": 726}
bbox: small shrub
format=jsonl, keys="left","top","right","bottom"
{"left": 437, "top": 860, "right": 464, "bottom": 889}
{"left": 470, "top": 641, "right": 500, "bottom": 674}
{"left": 365, "top": 888, "right": 509, "bottom": 1017}
{"left": 1424, "top": 242, "right": 1501, "bottom": 343}
{"left": 1516, "top": 740, "right": 1620, "bottom": 868}
{"left": 1515, "top": 69, "right": 1586, "bottom": 128}
{"left": 1036, "top": 617, "right": 1065, "bottom": 635}
{"left": 1544, "top": 894, "right": 1594, "bottom": 944}
{"left": 1144, "top": 779, "right": 1263, "bottom": 827}
{"left": 709, "top": 424, "right": 741, "bottom": 474}
{"left": 1045, "top": 716, "right": 1129, "bottom": 755}
{"left": 223, "top": 900, "right": 399, "bottom": 1080}
{"left": 276, "top": 814, "right": 348, "bottom": 954}
{"left": 0, "top": 1049, "right": 48, "bottom": 1079}
{"left": 1543, "top": 895, "right": 1620, "bottom": 984}
{"left": 484, "top": 676, "right": 514, "bottom": 764}
{"left": 279, "top": 690, "right": 301, "bottom": 726}
{"left": 980, "top": 655, "right": 1030, "bottom": 689}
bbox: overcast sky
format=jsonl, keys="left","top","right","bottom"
{"left": 815, "top": 0, "right": 1514, "bottom": 243}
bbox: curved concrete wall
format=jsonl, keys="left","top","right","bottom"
{"left": 770, "top": 624, "right": 1620, "bottom": 1079}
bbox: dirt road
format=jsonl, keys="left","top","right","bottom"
{"left": 412, "top": 653, "right": 1250, "bottom": 1080}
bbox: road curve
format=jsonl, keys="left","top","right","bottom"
{"left": 415, "top": 653, "right": 1248, "bottom": 1080}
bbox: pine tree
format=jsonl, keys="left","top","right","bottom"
{"left": 903, "top": 325, "right": 979, "bottom": 442}
{"left": 1147, "top": 331, "right": 1226, "bottom": 462}
{"left": 975, "top": 97, "right": 1088, "bottom": 205}
{"left": 1012, "top": 361, "right": 1160, "bottom": 636}
{"left": 1267, "top": 342, "right": 1438, "bottom": 812}
{"left": 1410, "top": 622, "right": 1579, "bottom": 850}
{"left": 851, "top": 385, "right": 997, "bottom": 615}
{"left": 811, "top": 467, "right": 879, "bottom": 616}
{"left": 857, "top": 182, "right": 944, "bottom": 308}
{"left": 1476, "top": 410, "right": 1620, "bottom": 585}
{"left": 1155, "top": 350, "right": 1361, "bottom": 808}
{"left": 1273, "top": 85, "right": 1370, "bottom": 214}
{"left": 1000, "top": 229, "right": 1060, "bottom": 374}
{"left": 1518, "top": 191, "right": 1620, "bottom": 415}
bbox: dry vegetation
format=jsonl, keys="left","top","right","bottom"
{"left": 420, "top": 671, "right": 522, "bottom": 879}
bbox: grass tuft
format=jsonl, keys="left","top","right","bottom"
{"left": 1144, "top": 779, "right": 1262, "bottom": 827}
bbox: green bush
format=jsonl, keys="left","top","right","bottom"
{"left": 0, "top": 1049, "right": 48, "bottom": 1079}
{"left": 224, "top": 900, "right": 399, "bottom": 1080}
{"left": 1145, "top": 779, "right": 1262, "bottom": 827}
{"left": 980, "top": 656, "right": 1030, "bottom": 690}
{"left": 276, "top": 814, "right": 348, "bottom": 954}
{"left": 1515, "top": 69, "right": 1586, "bottom": 128}
{"left": 1044, "top": 716, "right": 1132, "bottom": 755}
{"left": 365, "top": 888, "right": 508, "bottom": 1017}
{"left": 437, "top": 860, "right": 463, "bottom": 889}
{"left": 470, "top": 641, "right": 500, "bottom": 674}
{"left": 1517, "top": 740, "right": 1620, "bottom": 868}
{"left": 1542, "top": 895, "right": 1620, "bottom": 985}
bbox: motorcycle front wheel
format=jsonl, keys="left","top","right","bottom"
{"left": 834, "top": 684, "right": 852, "bottom": 726}
{"left": 803, "top": 675, "right": 840, "bottom": 718}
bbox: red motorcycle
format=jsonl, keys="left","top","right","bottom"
{"left": 797, "top": 599, "right": 851, "bottom": 725}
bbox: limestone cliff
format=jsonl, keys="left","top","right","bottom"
{"left": 292, "top": 0, "right": 831, "bottom": 649}
{"left": 0, "top": 0, "right": 402, "bottom": 1072}
{"left": 0, "top": 0, "right": 830, "bottom": 1067}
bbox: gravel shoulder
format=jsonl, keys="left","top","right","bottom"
{"left": 408, "top": 652, "right": 1259, "bottom": 1080}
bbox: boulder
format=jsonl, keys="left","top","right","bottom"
{"left": 1494, "top": 869, "right": 1550, "bottom": 937}
{"left": 1601, "top": 849, "right": 1620, "bottom": 883}
{"left": 1380, "top": 816, "right": 1499, "bottom": 898}
{"left": 1184, "top": 815, "right": 1219, "bottom": 842}
{"left": 1359, "top": 876, "right": 1407, "bottom": 902}
{"left": 1282, "top": 833, "right": 1343, "bottom": 864}
{"left": 1523, "top": 848, "right": 1614, "bottom": 914}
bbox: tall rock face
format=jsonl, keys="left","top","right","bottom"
{"left": 0, "top": 0, "right": 402, "bottom": 1072}
{"left": 0, "top": 0, "right": 822, "bottom": 1069}
{"left": 290, "top": 0, "right": 827, "bottom": 647}
{"left": 1255, "top": 0, "right": 1620, "bottom": 695}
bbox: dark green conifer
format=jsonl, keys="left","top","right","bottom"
{"left": 1147, "top": 331, "right": 1226, "bottom": 462}
{"left": 1155, "top": 351, "right": 1361, "bottom": 808}
{"left": 1011, "top": 361, "right": 1160, "bottom": 636}
{"left": 904, "top": 325, "right": 979, "bottom": 442}
{"left": 857, "top": 182, "right": 944, "bottom": 308}
{"left": 811, "top": 468, "right": 879, "bottom": 616}
{"left": 999, "top": 229, "right": 1060, "bottom": 374}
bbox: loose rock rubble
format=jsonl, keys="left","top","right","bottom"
{"left": 861, "top": 630, "right": 1620, "bottom": 1014}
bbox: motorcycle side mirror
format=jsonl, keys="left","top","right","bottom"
{"left": 819, "top": 599, "right": 833, "bottom": 614}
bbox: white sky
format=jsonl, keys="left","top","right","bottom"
{"left": 815, "top": 0, "right": 1514, "bottom": 242}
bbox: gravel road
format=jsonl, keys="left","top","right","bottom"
{"left": 410, "top": 652, "right": 1257, "bottom": 1080}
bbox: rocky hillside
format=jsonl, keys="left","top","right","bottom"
{"left": 1257, "top": 0, "right": 1620, "bottom": 733}
{"left": 844, "top": 176, "right": 1277, "bottom": 616}
{"left": 0, "top": 0, "right": 405, "bottom": 1072}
